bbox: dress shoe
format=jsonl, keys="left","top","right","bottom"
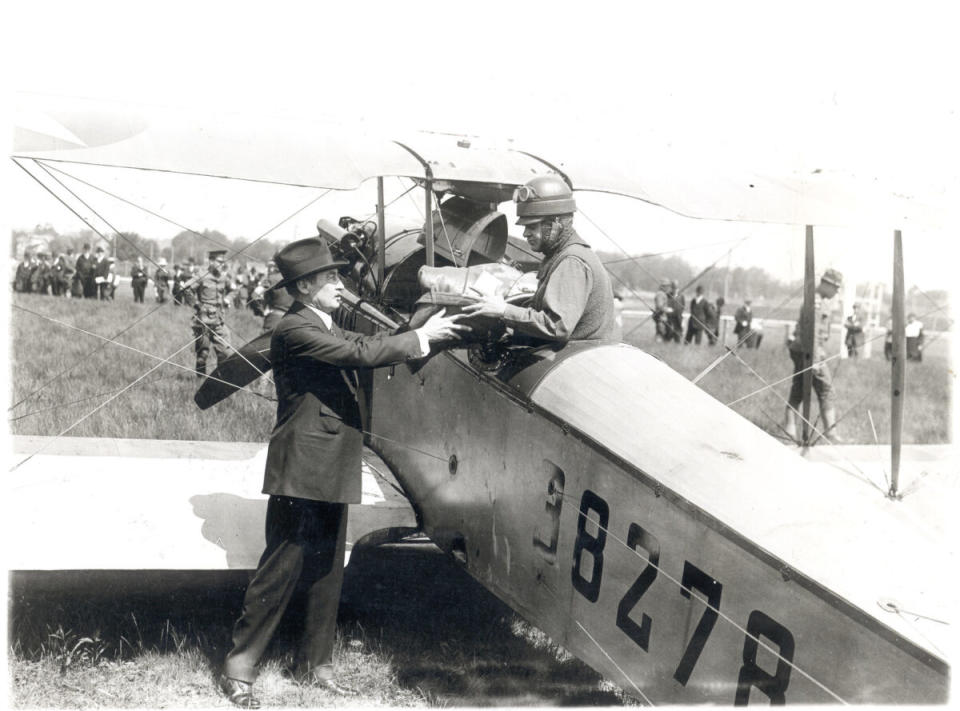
{"left": 218, "top": 675, "right": 261, "bottom": 709}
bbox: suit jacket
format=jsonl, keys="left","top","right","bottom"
{"left": 75, "top": 254, "right": 92, "bottom": 278}
{"left": 689, "top": 295, "right": 709, "bottom": 328}
{"left": 94, "top": 257, "right": 110, "bottom": 279}
{"left": 263, "top": 301, "right": 423, "bottom": 503}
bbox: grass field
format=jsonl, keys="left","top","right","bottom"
{"left": 10, "top": 546, "right": 627, "bottom": 708}
{"left": 9, "top": 292, "right": 952, "bottom": 444}
{"left": 6, "top": 288, "right": 952, "bottom": 707}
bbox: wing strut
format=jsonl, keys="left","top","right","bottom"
{"left": 376, "top": 177, "right": 386, "bottom": 293}
{"left": 889, "top": 229, "right": 905, "bottom": 497}
{"left": 800, "top": 225, "right": 816, "bottom": 448}
{"left": 424, "top": 179, "right": 435, "bottom": 266}
{"left": 392, "top": 141, "right": 435, "bottom": 266}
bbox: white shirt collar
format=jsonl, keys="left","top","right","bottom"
{"left": 302, "top": 303, "right": 334, "bottom": 330}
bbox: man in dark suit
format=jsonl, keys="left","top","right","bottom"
{"left": 75, "top": 243, "right": 96, "bottom": 298}
{"left": 219, "top": 237, "right": 463, "bottom": 708}
{"left": 684, "top": 285, "right": 709, "bottom": 345}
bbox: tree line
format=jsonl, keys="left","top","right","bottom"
{"left": 12, "top": 225, "right": 281, "bottom": 268}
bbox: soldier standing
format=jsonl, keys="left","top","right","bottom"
{"left": 58, "top": 249, "right": 76, "bottom": 297}
{"left": 666, "top": 279, "right": 685, "bottom": 343}
{"left": 154, "top": 258, "right": 171, "bottom": 303}
{"left": 32, "top": 253, "right": 51, "bottom": 294}
{"left": 192, "top": 249, "right": 234, "bottom": 377}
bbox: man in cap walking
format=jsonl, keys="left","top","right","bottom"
{"left": 784, "top": 268, "right": 844, "bottom": 443}
{"left": 218, "top": 237, "right": 463, "bottom": 707}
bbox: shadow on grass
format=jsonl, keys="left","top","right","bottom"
{"left": 9, "top": 543, "right": 623, "bottom": 706}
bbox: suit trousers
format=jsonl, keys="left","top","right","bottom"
{"left": 223, "top": 496, "right": 348, "bottom": 683}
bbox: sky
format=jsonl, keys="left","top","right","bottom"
{"left": 4, "top": 1, "right": 959, "bottom": 291}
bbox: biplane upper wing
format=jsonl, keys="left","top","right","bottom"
{"left": 525, "top": 136, "right": 960, "bottom": 228}
{"left": 14, "top": 94, "right": 959, "bottom": 228}
{"left": 13, "top": 95, "right": 425, "bottom": 189}
{"left": 12, "top": 95, "right": 550, "bottom": 192}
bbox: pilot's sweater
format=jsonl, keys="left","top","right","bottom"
{"left": 501, "top": 228, "right": 615, "bottom": 343}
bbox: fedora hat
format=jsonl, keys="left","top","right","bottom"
{"left": 270, "top": 238, "right": 347, "bottom": 290}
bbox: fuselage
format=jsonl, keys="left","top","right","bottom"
{"left": 362, "top": 338, "right": 950, "bottom": 704}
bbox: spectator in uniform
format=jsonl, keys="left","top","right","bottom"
{"left": 653, "top": 279, "right": 670, "bottom": 342}
{"left": 665, "top": 280, "right": 684, "bottom": 343}
{"left": 32, "top": 253, "right": 51, "bottom": 294}
{"left": 154, "top": 258, "right": 171, "bottom": 303}
{"left": 56, "top": 249, "right": 75, "bottom": 297}
{"left": 172, "top": 264, "right": 189, "bottom": 305}
{"left": 192, "top": 250, "right": 233, "bottom": 377}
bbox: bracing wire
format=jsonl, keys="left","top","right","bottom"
{"left": 10, "top": 336, "right": 202, "bottom": 472}
{"left": 11, "top": 169, "right": 333, "bottom": 466}
{"left": 10, "top": 303, "right": 276, "bottom": 409}
{"left": 692, "top": 285, "right": 804, "bottom": 384}
{"left": 8, "top": 374, "right": 181, "bottom": 423}
{"left": 575, "top": 621, "right": 654, "bottom": 706}
{"left": 577, "top": 206, "right": 750, "bottom": 342}
{"left": 11, "top": 159, "right": 331, "bottom": 409}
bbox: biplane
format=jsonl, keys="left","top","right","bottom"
{"left": 9, "top": 95, "right": 954, "bottom": 704}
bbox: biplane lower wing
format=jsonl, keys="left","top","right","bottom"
{"left": 8, "top": 437, "right": 416, "bottom": 571}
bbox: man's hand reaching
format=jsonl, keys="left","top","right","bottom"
{"left": 416, "top": 308, "right": 469, "bottom": 343}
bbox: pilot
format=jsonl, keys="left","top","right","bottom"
{"left": 218, "top": 238, "right": 464, "bottom": 708}
{"left": 462, "top": 174, "right": 615, "bottom": 344}
{"left": 784, "top": 268, "right": 843, "bottom": 443}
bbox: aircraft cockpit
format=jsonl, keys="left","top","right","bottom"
{"left": 320, "top": 190, "right": 591, "bottom": 390}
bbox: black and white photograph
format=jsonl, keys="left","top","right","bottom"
{"left": 5, "top": 1, "right": 956, "bottom": 707}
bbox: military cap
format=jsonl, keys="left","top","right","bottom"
{"left": 208, "top": 249, "right": 227, "bottom": 260}
{"left": 821, "top": 268, "right": 843, "bottom": 287}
